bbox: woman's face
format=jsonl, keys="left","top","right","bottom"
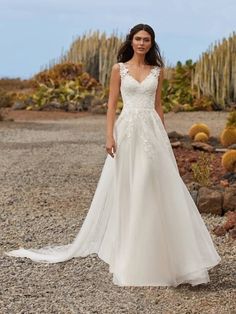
{"left": 131, "top": 30, "right": 152, "bottom": 55}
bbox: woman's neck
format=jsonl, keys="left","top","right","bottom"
{"left": 127, "top": 54, "right": 147, "bottom": 66}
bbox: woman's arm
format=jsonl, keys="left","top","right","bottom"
{"left": 106, "top": 63, "right": 121, "bottom": 158}
{"left": 154, "top": 67, "right": 166, "bottom": 129}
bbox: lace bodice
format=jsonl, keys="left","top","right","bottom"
{"left": 114, "top": 62, "right": 173, "bottom": 160}
{"left": 118, "top": 62, "right": 161, "bottom": 110}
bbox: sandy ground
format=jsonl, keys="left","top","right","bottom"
{"left": 0, "top": 111, "right": 235, "bottom": 314}
{"left": 2, "top": 108, "right": 229, "bottom": 137}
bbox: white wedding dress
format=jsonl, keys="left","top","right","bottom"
{"left": 5, "top": 62, "right": 221, "bottom": 287}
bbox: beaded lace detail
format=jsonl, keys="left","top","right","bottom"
{"left": 118, "top": 62, "right": 160, "bottom": 110}
{"left": 114, "top": 62, "right": 174, "bottom": 160}
{"left": 119, "top": 62, "right": 160, "bottom": 83}
{"left": 119, "top": 63, "right": 129, "bottom": 78}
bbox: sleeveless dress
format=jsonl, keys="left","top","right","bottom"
{"left": 5, "top": 62, "right": 221, "bottom": 287}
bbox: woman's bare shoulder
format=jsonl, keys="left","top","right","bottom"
{"left": 111, "top": 63, "right": 120, "bottom": 71}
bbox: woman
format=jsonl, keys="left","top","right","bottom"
{"left": 6, "top": 24, "right": 221, "bottom": 287}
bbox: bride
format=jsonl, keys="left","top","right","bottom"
{"left": 5, "top": 23, "right": 221, "bottom": 287}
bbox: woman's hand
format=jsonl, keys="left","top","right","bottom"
{"left": 106, "top": 136, "right": 117, "bottom": 158}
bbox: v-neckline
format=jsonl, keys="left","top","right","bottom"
{"left": 123, "top": 62, "right": 155, "bottom": 85}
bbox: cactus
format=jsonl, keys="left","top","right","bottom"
{"left": 41, "top": 31, "right": 124, "bottom": 87}
{"left": 38, "top": 30, "right": 235, "bottom": 112}
{"left": 221, "top": 150, "right": 236, "bottom": 172}
{"left": 194, "top": 132, "right": 209, "bottom": 142}
{"left": 220, "top": 127, "right": 236, "bottom": 147}
{"left": 161, "top": 60, "right": 198, "bottom": 113}
{"left": 226, "top": 111, "right": 236, "bottom": 127}
{"left": 189, "top": 123, "right": 210, "bottom": 139}
{"left": 193, "top": 31, "right": 236, "bottom": 109}
{"left": 38, "top": 31, "right": 235, "bottom": 113}
{"left": 21, "top": 62, "right": 106, "bottom": 112}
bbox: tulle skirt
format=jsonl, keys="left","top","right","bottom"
{"left": 5, "top": 108, "right": 221, "bottom": 287}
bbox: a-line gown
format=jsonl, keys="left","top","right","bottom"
{"left": 5, "top": 62, "right": 221, "bottom": 287}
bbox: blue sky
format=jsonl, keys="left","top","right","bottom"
{"left": 0, "top": 0, "right": 235, "bottom": 79}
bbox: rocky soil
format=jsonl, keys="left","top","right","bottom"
{"left": 0, "top": 111, "right": 235, "bottom": 314}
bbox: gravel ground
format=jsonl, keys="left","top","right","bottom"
{"left": 0, "top": 112, "right": 235, "bottom": 314}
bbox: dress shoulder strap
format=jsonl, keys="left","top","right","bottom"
{"left": 118, "top": 62, "right": 128, "bottom": 79}
{"left": 151, "top": 66, "right": 161, "bottom": 79}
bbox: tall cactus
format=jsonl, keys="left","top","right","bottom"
{"left": 193, "top": 31, "right": 236, "bottom": 109}
{"left": 45, "top": 30, "right": 168, "bottom": 87}
{"left": 40, "top": 31, "right": 118, "bottom": 86}
{"left": 63, "top": 30, "right": 124, "bottom": 86}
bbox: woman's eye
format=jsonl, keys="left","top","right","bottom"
{"left": 135, "top": 37, "right": 150, "bottom": 42}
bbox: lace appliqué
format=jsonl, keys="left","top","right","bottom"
{"left": 119, "top": 62, "right": 160, "bottom": 81}
{"left": 118, "top": 63, "right": 128, "bottom": 79}
{"left": 140, "top": 116, "right": 154, "bottom": 158}
{"left": 151, "top": 67, "right": 161, "bottom": 79}
{"left": 121, "top": 109, "right": 156, "bottom": 159}
{"left": 116, "top": 62, "right": 163, "bottom": 159}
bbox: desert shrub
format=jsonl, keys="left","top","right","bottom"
{"left": 33, "top": 62, "right": 101, "bottom": 90}
{"left": 191, "top": 95, "right": 214, "bottom": 111}
{"left": 0, "top": 89, "right": 14, "bottom": 108}
{"left": 191, "top": 152, "right": 215, "bottom": 186}
{"left": 16, "top": 62, "right": 106, "bottom": 112}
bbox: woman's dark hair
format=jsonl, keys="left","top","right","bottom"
{"left": 117, "top": 24, "right": 164, "bottom": 68}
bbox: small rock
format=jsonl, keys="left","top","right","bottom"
{"left": 229, "top": 226, "right": 236, "bottom": 239}
{"left": 191, "top": 142, "right": 214, "bottom": 152}
{"left": 215, "top": 148, "right": 228, "bottom": 152}
{"left": 223, "top": 186, "right": 236, "bottom": 211}
{"left": 67, "top": 103, "right": 77, "bottom": 112}
{"left": 213, "top": 225, "right": 226, "bottom": 236}
{"left": 213, "top": 211, "right": 236, "bottom": 237}
{"left": 167, "top": 131, "right": 184, "bottom": 139}
{"left": 228, "top": 143, "right": 236, "bottom": 149}
{"left": 220, "top": 180, "right": 229, "bottom": 188}
{"left": 222, "top": 172, "right": 236, "bottom": 185}
{"left": 224, "top": 211, "right": 236, "bottom": 231}
{"left": 187, "top": 182, "right": 201, "bottom": 191}
{"left": 12, "top": 101, "right": 27, "bottom": 110}
{"left": 48, "top": 101, "right": 62, "bottom": 109}
{"left": 197, "top": 187, "right": 223, "bottom": 215}
{"left": 171, "top": 141, "right": 182, "bottom": 148}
